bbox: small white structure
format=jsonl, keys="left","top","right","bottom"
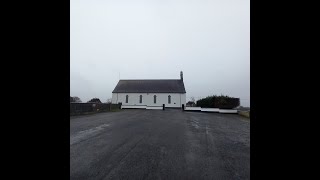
{"left": 112, "top": 72, "right": 186, "bottom": 108}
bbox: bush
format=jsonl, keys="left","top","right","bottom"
{"left": 88, "top": 98, "right": 102, "bottom": 103}
{"left": 196, "top": 95, "right": 239, "bottom": 109}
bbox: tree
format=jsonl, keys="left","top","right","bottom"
{"left": 190, "top": 97, "right": 195, "bottom": 103}
{"left": 186, "top": 101, "right": 196, "bottom": 107}
{"left": 88, "top": 98, "right": 102, "bottom": 103}
{"left": 70, "top": 96, "right": 81, "bottom": 103}
{"left": 73, "top": 96, "right": 82, "bottom": 103}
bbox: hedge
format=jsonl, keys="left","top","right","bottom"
{"left": 196, "top": 95, "right": 240, "bottom": 109}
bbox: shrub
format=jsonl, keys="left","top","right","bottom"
{"left": 196, "top": 95, "right": 239, "bottom": 109}
{"left": 88, "top": 98, "right": 102, "bottom": 103}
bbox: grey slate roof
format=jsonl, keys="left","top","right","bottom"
{"left": 112, "top": 79, "right": 186, "bottom": 93}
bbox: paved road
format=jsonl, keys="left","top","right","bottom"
{"left": 70, "top": 109, "right": 250, "bottom": 180}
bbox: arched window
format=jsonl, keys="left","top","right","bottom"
{"left": 139, "top": 95, "right": 142, "bottom": 103}
{"left": 168, "top": 95, "right": 171, "bottom": 104}
{"left": 154, "top": 95, "right": 157, "bottom": 104}
{"left": 126, "top": 95, "right": 128, "bottom": 103}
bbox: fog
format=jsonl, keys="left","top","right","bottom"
{"left": 71, "top": 0, "right": 250, "bottom": 106}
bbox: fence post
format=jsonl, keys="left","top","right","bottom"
{"left": 182, "top": 104, "right": 184, "bottom": 111}
{"left": 163, "top": 104, "right": 165, "bottom": 110}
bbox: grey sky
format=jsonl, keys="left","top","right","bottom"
{"left": 71, "top": 0, "right": 250, "bottom": 106}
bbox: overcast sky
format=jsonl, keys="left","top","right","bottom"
{"left": 71, "top": 0, "right": 250, "bottom": 106}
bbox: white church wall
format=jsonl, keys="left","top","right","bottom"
{"left": 112, "top": 93, "right": 186, "bottom": 108}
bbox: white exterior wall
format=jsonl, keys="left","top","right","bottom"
{"left": 112, "top": 93, "right": 186, "bottom": 108}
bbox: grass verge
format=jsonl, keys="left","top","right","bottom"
{"left": 238, "top": 111, "right": 250, "bottom": 118}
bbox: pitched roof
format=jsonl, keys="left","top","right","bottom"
{"left": 112, "top": 79, "right": 186, "bottom": 93}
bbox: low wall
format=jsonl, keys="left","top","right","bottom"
{"left": 219, "top": 109, "right": 238, "bottom": 113}
{"left": 146, "top": 106, "right": 163, "bottom": 110}
{"left": 185, "top": 107, "right": 202, "bottom": 111}
{"left": 201, "top": 108, "right": 219, "bottom": 112}
{"left": 121, "top": 105, "right": 163, "bottom": 110}
{"left": 70, "top": 103, "right": 121, "bottom": 115}
{"left": 121, "top": 105, "right": 147, "bottom": 109}
{"left": 185, "top": 107, "right": 238, "bottom": 114}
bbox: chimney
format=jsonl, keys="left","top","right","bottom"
{"left": 180, "top": 71, "right": 183, "bottom": 81}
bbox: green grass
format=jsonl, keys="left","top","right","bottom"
{"left": 238, "top": 111, "right": 250, "bottom": 118}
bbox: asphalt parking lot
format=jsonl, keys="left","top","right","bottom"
{"left": 70, "top": 109, "right": 250, "bottom": 180}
